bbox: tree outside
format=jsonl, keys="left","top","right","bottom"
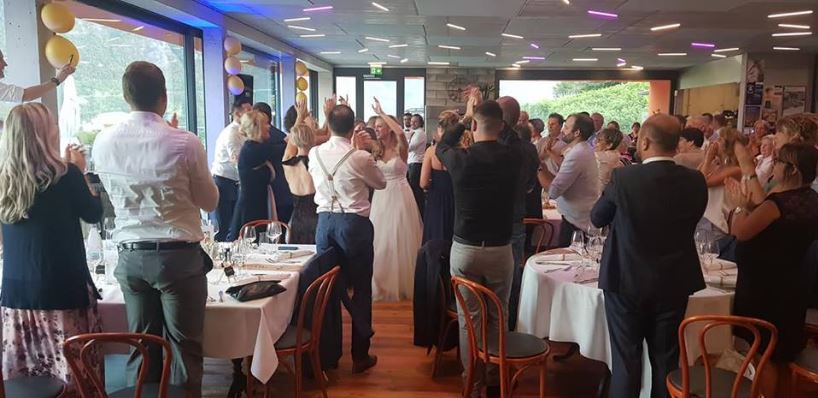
{"left": 519, "top": 81, "right": 650, "bottom": 128}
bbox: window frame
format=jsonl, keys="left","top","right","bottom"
{"left": 240, "top": 44, "right": 283, "bottom": 127}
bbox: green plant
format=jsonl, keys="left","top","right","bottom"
{"left": 522, "top": 82, "right": 649, "bottom": 126}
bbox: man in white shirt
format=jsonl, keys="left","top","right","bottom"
{"left": 406, "top": 113, "right": 427, "bottom": 216}
{"left": 589, "top": 112, "right": 605, "bottom": 147}
{"left": 0, "top": 50, "right": 76, "bottom": 103}
{"left": 210, "top": 97, "right": 252, "bottom": 241}
{"left": 93, "top": 61, "right": 219, "bottom": 397}
{"left": 537, "top": 113, "right": 600, "bottom": 247}
{"left": 309, "top": 104, "right": 386, "bottom": 373}
{"left": 538, "top": 113, "right": 568, "bottom": 174}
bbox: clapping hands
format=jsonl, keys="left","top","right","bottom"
{"left": 63, "top": 144, "right": 87, "bottom": 172}
{"left": 725, "top": 177, "right": 751, "bottom": 210}
{"left": 372, "top": 97, "right": 385, "bottom": 116}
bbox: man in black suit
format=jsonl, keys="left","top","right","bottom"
{"left": 591, "top": 113, "right": 708, "bottom": 398}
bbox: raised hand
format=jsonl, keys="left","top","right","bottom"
{"left": 64, "top": 144, "right": 87, "bottom": 172}
{"left": 372, "top": 97, "right": 385, "bottom": 116}
{"left": 56, "top": 64, "right": 76, "bottom": 83}
{"left": 168, "top": 112, "right": 179, "bottom": 128}
{"left": 338, "top": 95, "right": 349, "bottom": 106}
{"left": 323, "top": 94, "right": 337, "bottom": 117}
{"left": 724, "top": 177, "right": 750, "bottom": 210}
{"left": 733, "top": 141, "right": 755, "bottom": 176}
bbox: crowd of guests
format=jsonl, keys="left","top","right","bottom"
{"left": 0, "top": 55, "right": 817, "bottom": 398}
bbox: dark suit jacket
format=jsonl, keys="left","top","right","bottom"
{"left": 591, "top": 159, "right": 708, "bottom": 302}
{"left": 266, "top": 126, "right": 293, "bottom": 210}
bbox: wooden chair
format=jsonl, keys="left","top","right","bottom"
{"left": 239, "top": 219, "right": 291, "bottom": 243}
{"left": 431, "top": 273, "right": 459, "bottom": 377}
{"left": 790, "top": 324, "right": 818, "bottom": 396}
{"left": 523, "top": 218, "right": 554, "bottom": 257}
{"left": 64, "top": 332, "right": 186, "bottom": 398}
{"left": 666, "top": 315, "right": 778, "bottom": 398}
{"left": 451, "top": 276, "right": 550, "bottom": 398}
{"left": 267, "top": 266, "right": 341, "bottom": 398}
{"left": 0, "top": 367, "right": 64, "bottom": 398}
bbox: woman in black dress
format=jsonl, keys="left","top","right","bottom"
{"left": 726, "top": 142, "right": 818, "bottom": 396}
{"left": 420, "top": 113, "right": 460, "bottom": 243}
{"left": 227, "top": 111, "right": 273, "bottom": 241}
{"left": 283, "top": 123, "right": 318, "bottom": 244}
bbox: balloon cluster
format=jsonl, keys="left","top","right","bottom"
{"left": 223, "top": 37, "right": 245, "bottom": 95}
{"left": 295, "top": 61, "right": 309, "bottom": 103}
{"left": 41, "top": 3, "right": 80, "bottom": 68}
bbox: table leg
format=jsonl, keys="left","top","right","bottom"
{"left": 227, "top": 358, "right": 247, "bottom": 398}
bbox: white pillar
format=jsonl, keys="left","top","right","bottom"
{"left": 280, "top": 54, "right": 295, "bottom": 129}
{"left": 202, "top": 27, "right": 227, "bottom": 164}
{"left": 4, "top": 0, "right": 56, "bottom": 112}
{"left": 316, "top": 70, "right": 333, "bottom": 126}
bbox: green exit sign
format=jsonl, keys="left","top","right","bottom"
{"left": 370, "top": 65, "right": 383, "bottom": 77}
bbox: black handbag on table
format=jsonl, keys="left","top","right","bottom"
{"left": 225, "top": 280, "right": 286, "bottom": 302}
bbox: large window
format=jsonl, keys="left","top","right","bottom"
{"left": 335, "top": 76, "right": 357, "bottom": 113}
{"left": 363, "top": 80, "right": 397, "bottom": 120}
{"left": 404, "top": 77, "right": 425, "bottom": 117}
{"left": 239, "top": 48, "right": 280, "bottom": 124}
{"left": 56, "top": 0, "right": 202, "bottom": 149}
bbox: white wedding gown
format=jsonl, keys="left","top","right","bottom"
{"left": 370, "top": 157, "right": 423, "bottom": 301}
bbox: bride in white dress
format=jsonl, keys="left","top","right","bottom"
{"left": 369, "top": 98, "right": 423, "bottom": 301}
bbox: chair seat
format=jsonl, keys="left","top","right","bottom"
{"left": 4, "top": 375, "right": 64, "bottom": 398}
{"left": 275, "top": 325, "right": 312, "bottom": 349}
{"left": 109, "top": 383, "right": 187, "bottom": 398}
{"left": 794, "top": 346, "right": 818, "bottom": 373}
{"left": 668, "top": 366, "right": 752, "bottom": 397}
{"left": 480, "top": 332, "right": 549, "bottom": 359}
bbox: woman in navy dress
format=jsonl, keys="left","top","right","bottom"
{"left": 420, "top": 113, "right": 460, "bottom": 243}
{"left": 228, "top": 111, "right": 273, "bottom": 241}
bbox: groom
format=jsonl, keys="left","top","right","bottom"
{"left": 309, "top": 103, "right": 386, "bottom": 372}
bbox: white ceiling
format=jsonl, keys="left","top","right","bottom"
{"left": 199, "top": 0, "right": 818, "bottom": 70}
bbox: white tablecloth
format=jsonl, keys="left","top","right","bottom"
{"left": 97, "top": 244, "right": 317, "bottom": 383}
{"left": 516, "top": 250, "right": 734, "bottom": 398}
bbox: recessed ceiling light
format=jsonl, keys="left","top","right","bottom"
{"left": 530, "top": 43, "right": 540, "bottom": 49}
{"left": 132, "top": 26, "right": 144, "bottom": 32}
{"left": 779, "top": 24, "right": 810, "bottom": 29}
{"left": 630, "top": 65, "right": 644, "bottom": 70}
{"left": 711, "top": 54, "right": 727, "bottom": 58}
{"left": 439, "top": 45, "right": 461, "bottom": 50}
{"left": 368, "top": 61, "right": 386, "bottom": 66}
{"left": 713, "top": 47, "right": 739, "bottom": 53}
{"left": 82, "top": 18, "right": 121, "bottom": 22}
{"left": 501, "top": 33, "right": 524, "bottom": 39}
{"left": 303, "top": 5, "right": 333, "bottom": 12}
{"left": 300, "top": 34, "right": 325, "bottom": 38}
{"left": 239, "top": 60, "right": 250, "bottom": 63}
{"left": 371, "top": 2, "right": 389, "bottom": 11}
{"left": 515, "top": 60, "right": 531, "bottom": 64}
{"left": 358, "top": 48, "right": 369, "bottom": 53}
{"left": 522, "top": 56, "right": 545, "bottom": 60}
{"left": 592, "top": 47, "right": 621, "bottom": 51}
{"left": 485, "top": 51, "right": 497, "bottom": 57}
{"left": 658, "top": 52, "right": 687, "bottom": 56}
{"left": 446, "top": 23, "right": 466, "bottom": 31}
{"left": 768, "top": 10, "right": 813, "bottom": 19}
{"left": 569, "top": 33, "right": 602, "bottom": 38}
{"left": 511, "top": 64, "right": 521, "bottom": 68}
{"left": 365, "top": 36, "right": 390, "bottom": 42}
{"left": 428, "top": 61, "right": 450, "bottom": 66}
{"left": 320, "top": 51, "right": 341, "bottom": 55}
{"left": 771, "top": 31, "right": 812, "bottom": 37}
{"left": 587, "top": 10, "right": 618, "bottom": 18}
{"left": 572, "top": 58, "right": 598, "bottom": 61}
{"left": 650, "top": 23, "right": 681, "bottom": 31}
{"left": 562, "top": 0, "right": 569, "bottom": 4}
{"left": 400, "top": 58, "right": 409, "bottom": 63}
{"left": 616, "top": 59, "right": 627, "bottom": 67}
{"left": 284, "top": 17, "right": 311, "bottom": 22}
{"left": 288, "top": 25, "right": 316, "bottom": 31}
{"left": 387, "top": 55, "right": 401, "bottom": 59}
{"left": 773, "top": 46, "right": 800, "bottom": 51}
{"left": 691, "top": 42, "right": 715, "bottom": 48}
{"left": 388, "top": 44, "right": 408, "bottom": 48}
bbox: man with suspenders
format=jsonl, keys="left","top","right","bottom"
{"left": 308, "top": 104, "right": 386, "bottom": 372}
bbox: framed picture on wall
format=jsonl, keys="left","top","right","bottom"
{"left": 782, "top": 86, "right": 806, "bottom": 116}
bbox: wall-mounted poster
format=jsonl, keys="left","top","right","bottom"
{"left": 745, "top": 82, "right": 764, "bottom": 106}
{"left": 782, "top": 86, "right": 806, "bottom": 116}
{"left": 744, "top": 106, "right": 761, "bottom": 129}
{"left": 762, "top": 85, "right": 783, "bottom": 124}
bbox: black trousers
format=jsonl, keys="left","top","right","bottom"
{"left": 604, "top": 291, "right": 688, "bottom": 398}
{"left": 557, "top": 217, "right": 580, "bottom": 248}
{"left": 407, "top": 162, "right": 425, "bottom": 219}
{"left": 213, "top": 176, "right": 238, "bottom": 242}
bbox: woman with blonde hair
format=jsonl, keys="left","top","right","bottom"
{"left": 0, "top": 103, "right": 103, "bottom": 395}
{"left": 282, "top": 100, "right": 319, "bottom": 244}
{"left": 227, "top": 110, "right": 274, "bottom": 241}
{"left": 369, "top": 97, "right": 422, "bottom": 301}
{"left": 697, "top": 128, "right": 746, "bottom": 240}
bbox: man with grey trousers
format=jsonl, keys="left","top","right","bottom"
{"left": 94, "top": 61, "right": 219, "bottom": 397}
{"left": 436, "top": 101, "right": 519, "bottom": 398}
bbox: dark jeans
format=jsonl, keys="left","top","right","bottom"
{"left": 407, "top": 162, "right": 425, "bottom": 219}
{"left": 315, "top": 212, "right": 375, "bottom": 360}
{"left": 604, "top": 291, "right": 688, "bottom": 398}
{"left": 115, "top": 246, "right": 211, "bottom": 397}
{"left": 507, "top": 222, "right": 526, "bottom": 330}
{"left": 213, "top": 175, "right": 238, "bottom": 242}
{"left": 557, "top": 216, "right": 580, "bottom": 248}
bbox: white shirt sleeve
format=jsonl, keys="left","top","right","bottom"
{"left": 408, "top": 128, "right": 427, "bottom": 154}
{"left": 0, "top": 81, "right": 24, "bottom": 104}
{"left": 187, "top": 137, "right": 219, "bottom": 212}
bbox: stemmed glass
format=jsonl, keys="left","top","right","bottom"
{"left": 569, "top": 231, "right": 587, "bottom": 278}
{"left": 703, "top": 240, "right": 720, "bottom": 269}
{"left": 266, "top": 224, "right": 282, "bottom": 254}
{"left": 586, "top": 236, "right": 604, "bottom": 268}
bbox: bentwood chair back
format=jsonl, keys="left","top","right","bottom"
{"left": 239, "top": 219, "right": 290, "bottom": 243}
{"left": 522, "top": 218, "right": 554, "bottom": 258}
{"left": 64, "top": 332, "right": 185, "bottom": 398}
{"left": 271, "top": 265, "right": 341, "bottom": 398}
{"left": 431, "top": 272, "right": 459, "bottom": 377}
{"left": 451, "top": 276, "right": 550, "bottom": 398}
{"left": 789, "top": 323, "right": 818, "bottom": 395}
{"left": 666, "top": 315, "right": 778, "bottom": 398}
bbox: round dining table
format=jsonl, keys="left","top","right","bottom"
{"left": 516, "top": 249, "right": 735, "bottom": 398}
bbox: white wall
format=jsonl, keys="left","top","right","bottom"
{"left": 678, "top": 55, "right": 743, "bottom": 90}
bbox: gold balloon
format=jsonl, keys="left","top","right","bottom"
{"left": 296, "top": 91, "right": 307, "bottom": 103}
{"left": 44, "top": 35, "right": 79, "bottom": 68}
{"left": 224, "top": 37, "right": 242, "bottom": 56}
{"left": 227, "top": 75, "right": 245, "bottom": 95}
{"left": 41, "top": 3, "right": 75, "bottom": 33}
{"left": 296, "top": 77, "right": 309, "bottom": 91}
{"left": 224, "top": 56, "right": 242, "bottom": 75}
{"left": 295, "top": 61, "right": 308, "bottom": 77}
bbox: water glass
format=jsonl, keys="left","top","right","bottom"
{"left": 266, "top": 224, "right": 282, "bottom": 252}
{"left": 569, "top": 231, "right": 586, "bottom": 257}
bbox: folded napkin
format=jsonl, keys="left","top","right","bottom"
{"left": 703, "top": 258, "right": 737, "bottom": 271}
{"left": 703, "top": 269, "right": 738, "bottom": 288}
{"left": 534, "top": 252, "right": 582, "bottom": 262}
{"left": 230, "top": 274, "right": 283, "bottom": 288}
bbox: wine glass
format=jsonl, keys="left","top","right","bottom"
{"left": 267, "top": 224, "right": 282, "bottom": 253}
{"left": 569, "top": 231, "right": 586, "bottom": 258}
{"left": 103, "top": 217, "right": 116, "bottom": 241}
{"left": 703, "top": 240, "right": 720, "bottom": 269}
{"left": 242, "top": 226, "right": 257, "bottom": 249}
{"left": 586, "top": 236, "right": 604, "bottom": 268}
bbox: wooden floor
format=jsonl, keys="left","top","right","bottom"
{"left": 202, "top": 300, "right": 610, "bottom": 397}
